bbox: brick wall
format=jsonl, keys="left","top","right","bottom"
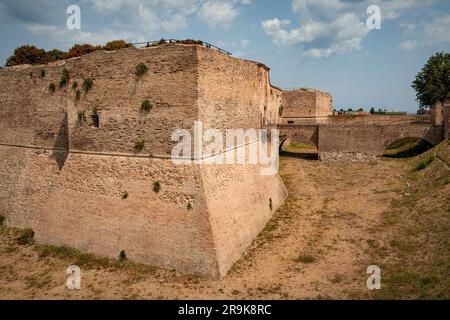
{"left": 0, "top": 44, "right": 287, "bottom": 278}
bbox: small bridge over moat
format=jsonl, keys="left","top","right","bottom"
{"left": 268, "top": 115, "right": 446, "bottom": 158}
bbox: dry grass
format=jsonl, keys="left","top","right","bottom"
{"left": 0, "top": 142, "right": 448, "bottom": 299}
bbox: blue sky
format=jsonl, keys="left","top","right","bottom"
{"left": 0, "top": 0, "right": 449, "bottom": 112}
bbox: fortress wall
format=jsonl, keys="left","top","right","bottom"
{"left": 196, "top": 46, "right": 267, "bottom": 131}
{"left": 318, "top": 124, "right": 443, "bottom": 156}
{"left": 0, "top": 145, "right": 220, "bottom": 277}
{"left": 282, "top": 90, "right": 316, "bottom": 118}
{"left": 0, "top": 44, "right": 288, "bottom": 278}
{"left": 195, "top": 48, "right": 287, "bottom": 276}
{"left": 315, "top": 91, "right": 333, "bottom": 117}
{"left": 328, "top": 115, "right": 417, "bottom": 125}
{"left": 0, "top": 64, "right": 68, "bottom": 149}
{"left": 200, "top": 162, "right": 287, "bottom": 277}
{"left": 281, "top": 89, "right": 332, "bottom": 124}
{"left": 268, "top": 86, "right": 283, "bottom": 125}
{"left": 67, "top": 45, "right": 199, "bottom": 156}
{"left": 444, "top": 101, "right": 450, "bottom": 139}
{"left": 0, "top": 45, "right": 199, "bottom": 156}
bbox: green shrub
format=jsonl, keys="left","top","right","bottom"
{"left": 77, "top": 111, "right": 86, "bottom": 124}
{"left": 294, "top": 255, "right": 316, "bottom": 264}
{"left": 122, "top": 191, "right": 129, "bottom": 200}
{"left": 17, "top": 228, "right": 35, "bottom": 245}
{"left": 141, "top": 99, "right": 153, "bottom": 111}
{"left": 72, "top": 81, "right": 78, "bottom": 90}
{"left": 119, "top": 250, "right": 127, "bottom": 262}
{"left": 103, "top": 40, "right": 133, "bottom": 51}
{"left": 0, "top": 215, "right": 5, "bottom": 226}
{"left": 40, "top": 69, "right": 46, "bottom": 78}
{"left": 75, "top": 89, "right": 81, "bottom": 101}
{"left": 134, "top": 139, "right": 145, "bottom": 151}
{"left": 135, "top": 63, "right": 148, "bottom": 76}
{"left": 153, "top": 181, "right": 161, "bottom": 193}
{"left": 59, "top": 68, "right": 70, "bottom": 88}
{"left": 413, "top": 155, "right": 435, "bottom": 171}
{"left": 82, "top": 78, "right": 93, "bottom": 92}
{"left": 49, "top": 83, "right": 56, "bottom": 93}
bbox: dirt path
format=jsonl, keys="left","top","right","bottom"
{"left": 0, "top": 156, "right": 409, "bottom": 299}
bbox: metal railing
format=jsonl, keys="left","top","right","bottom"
{"left": 414, "top": 115, "right": 432, "bottom": 124}
{"left": 131, "top": 39, "right": 232, "bottom": 56}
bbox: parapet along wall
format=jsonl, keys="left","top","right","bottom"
{"left": 0, "top": 43, "right": 287, "bottom": 278}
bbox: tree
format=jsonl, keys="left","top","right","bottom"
{"left": 103, "top": 40, "right": 133, "bottom": 51}
{"left": 64, "top": 44, "right": 100, "bottom": 59}
{"left": 412, "top": 52, "right": 450, "bottom": 108}
{"left": 6, "top": 45, "right": 47, "bottom": 66}
{"left": 46, "top": 49, "right": 65, "bottom": 62}
{"left": 358, "top": 108, "right": 364, "bottom": 112}
{"left": 370, "top": 107, "right": 375, "bottom": 115}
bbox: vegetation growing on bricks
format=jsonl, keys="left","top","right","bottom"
{"left": 82, "top": 78, "right": 93, "bottom": 92}
{"left": 153, "top": 181, "right": 161, "bottom": 193}
{"left": 134, "top": 139, "right": 145, "bottom": 151}
{"left": 59, "top": 68, "right": 70, "bottom": 88}
{"left": 141, "top": 99, "right": 153, "bottom": 111}
{"left": 135, "top": 62, "right": 148, "bottom": 76}
{"left": 77, "top": 111, "right": 86, "bottom": 124}
{"left": 48, "top": 83, "right": 56, "bottom": 93}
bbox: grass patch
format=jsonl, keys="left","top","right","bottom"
{"left": 34, "top": 244, "right": 157, "bottom": 274}
{"left": 413, "top": 155, "right": 435, "bottom": 172}
{"left": 17, "top": 228, "right": 34, "bottom": 245}
{"left": 119, "top": 250, "right": 127, "bottom": 262}
{"left": 294, "top": 255, "right": 316, "bottom": 264}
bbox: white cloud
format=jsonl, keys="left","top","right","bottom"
{"left": 24, "top": 23, "right": 145, "bottom": 48}
{"left": 197, "top": 1, "right": 240, "bottom": 28}
{"left": 161, "top": 13, "right": 188, "bottom": 32}
{"left": 423, "top": 14, "right": 450, "bottom": 45}
{"left": 261, "top": 18, "right": 327, "bottom": 46}
{"left": 304, "top": 37, "right": 364, "bottom": 58}
{"left": 399, "top": 39, "right": 417, "bottom": 50}
{"left": 263, "top": 0, "right": 435, "bottom": 59}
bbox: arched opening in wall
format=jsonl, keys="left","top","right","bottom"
{"left": 383, "top": 137, "right": 433, "bottom": 158}
{"left": 280, "top": 137, "right": 318, "bottom": 160}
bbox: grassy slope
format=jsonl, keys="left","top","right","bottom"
{"left": 370, "top": 140, "right": 450, "bottom": 299}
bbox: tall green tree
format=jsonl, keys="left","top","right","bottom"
{"left": 412, "top": 52, "right": 450, "bottom": 108}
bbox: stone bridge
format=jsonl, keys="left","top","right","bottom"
{"left": 275, "top": 117, "right": 446, "bottom": 158}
